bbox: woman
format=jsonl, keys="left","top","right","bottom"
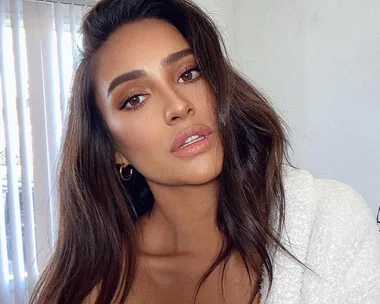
{"left": 31, "top": 0, "right": 380, "bottom": 303}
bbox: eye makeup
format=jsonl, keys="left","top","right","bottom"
{"left": 116, "top": 64, "right": 202, "bottom": 112}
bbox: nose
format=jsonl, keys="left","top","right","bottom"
{"left": 164, "top": 89, "right": 196, "bottom": 125}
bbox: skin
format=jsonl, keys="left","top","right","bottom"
{"left": 94, "top": 19, "right": 259, "bottom": 304}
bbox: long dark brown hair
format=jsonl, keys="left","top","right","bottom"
{"left": 30, "top": 0, "right": 294, "bottom": 303}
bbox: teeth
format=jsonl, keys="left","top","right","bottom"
{"left": 180, "top": 135, "right": 204, "bottom": 149}
{"left": 185, "top": 135, "right": 200, "bottom": 144}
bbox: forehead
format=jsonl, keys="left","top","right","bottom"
{"left": 93, "top": 19, "right": 190, "bottom": 82}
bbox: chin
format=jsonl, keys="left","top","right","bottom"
{"left": 175, "top": 164, "right": 222, "bottom": 186}
{"left": 143, "top": 152, "right": 224, "bottom": 187}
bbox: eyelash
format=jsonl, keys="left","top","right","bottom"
{"left": 120, "top": 65, "right": 202, "bottom": 111}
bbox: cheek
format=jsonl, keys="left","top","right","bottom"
{"left": 187, "top": 81, "right": 217, "bottom": 118}
{"left": 109, "top": 116, "right": 156, "bottom": 157}
{"left": 201, "top": 83, "right": 217, "bottom": 117}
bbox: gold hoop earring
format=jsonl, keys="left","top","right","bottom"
{"left": 119, "top": 165, "right": 133, "bottom": 181}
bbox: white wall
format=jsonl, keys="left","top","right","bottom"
{"left": 198, "top": 0, "right": 380, "bottom": 217}
{"left": 193, "top": 0, "right": 237, "bottom": 59}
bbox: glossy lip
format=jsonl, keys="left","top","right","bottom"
{"left": 170, "top": 125, "right": 213, "bottom": 156}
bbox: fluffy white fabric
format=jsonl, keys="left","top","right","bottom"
{"left": 260, "top": 167, "right": 380, "bottom": 303}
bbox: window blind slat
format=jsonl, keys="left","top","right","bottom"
{"left": 0, "top": 6, "right": 13, "bottom": 304}
{"left": 2, "top": 2, "right": 25, "bottom": 302}
{"left": 0, "top": 177, "right": 11, "bottom": 304}
{"left": 9, "top": 0, "right": 38, "bottom": 299}
{"left": 0, "top": 167, "right": 11, "bottom": 303}
{"left": 54, "top": 3, "right": 66, "bottom": 124}
{"left": 38, "top": 2, "right": 60, "bottom": 248}
{"left": 69, "top": 4, "right": 78, "bottom": 68}
{"left": 22, "top": 1, "right": 53, "bottom": 273}
{"left": 0, "top": 0, "right": 10, "bottom": 299}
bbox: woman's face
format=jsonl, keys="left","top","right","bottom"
{"left": 94, "top": 19, "right": 223, "bottom": 187}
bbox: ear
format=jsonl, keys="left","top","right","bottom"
{"left": 115, "top": 151, "right": 129, "bottom": 166}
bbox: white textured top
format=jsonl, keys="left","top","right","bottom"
{"left": 260, "top": 167, "right": 380, "bottom": 303}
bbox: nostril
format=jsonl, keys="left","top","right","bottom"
{"left": 187, "top": 107, "right": 195, "bottom": 116}
{"left": 171, "top": 115, "right": 181, "bottom": 122}
{"left": 165, "top": 99, "right": 195, "bottom": 125}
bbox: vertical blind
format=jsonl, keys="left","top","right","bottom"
{"left": 0, "top": 1, "right": 86, "bottom": 303}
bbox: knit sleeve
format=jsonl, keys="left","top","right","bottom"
{"left": 303, "top": 179, "right": 380, "bottom": 304}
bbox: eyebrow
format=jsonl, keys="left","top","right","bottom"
{"left": 107, "top": 48, "right": 194, "bottom": 96}
{"left": 107, "top": 70, "right": 147, "bottom": 96}
{"left": 161, "top": 48, "right": 193, "bottom": 66}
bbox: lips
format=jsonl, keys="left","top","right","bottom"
{"left": 170, "top": 125, "right": 212, "bottom": 153}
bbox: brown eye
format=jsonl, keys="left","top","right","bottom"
{"left": 178, "top": 68, "right": 201, "bottom": 83}
{"left": 181, "top": 72, "right": 193, "bottom": 81}
{"left": 121, "top": 94, "right": 148, "bottom": 110}
{"left": 128, "top": 96, "right": 141, "bottom": 107}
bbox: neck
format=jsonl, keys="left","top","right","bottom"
{"left": 137, "top": 178, "right": 222, "bottom": 256}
